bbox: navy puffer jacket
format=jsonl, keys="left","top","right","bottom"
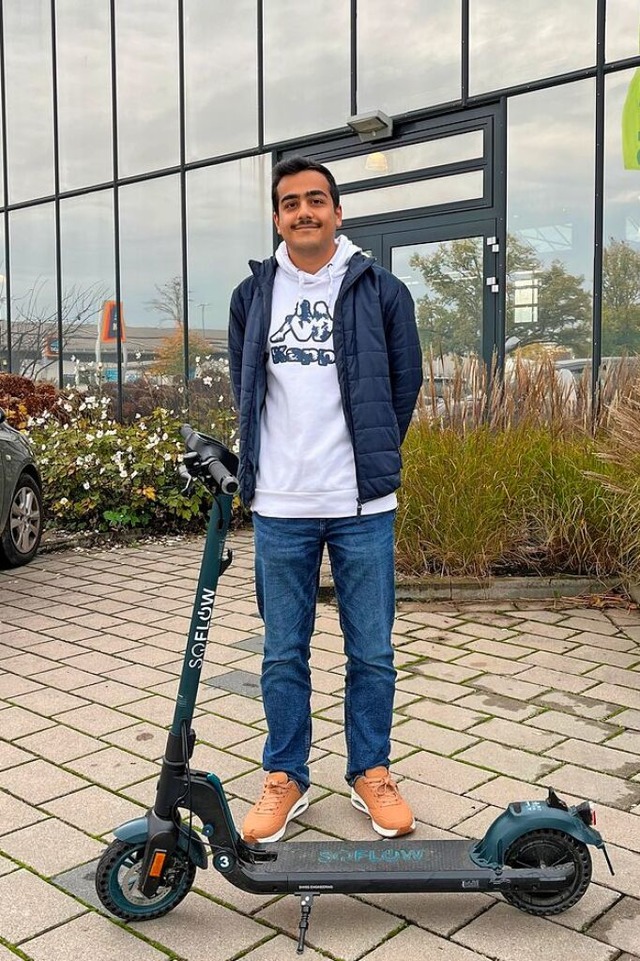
{"left": 228, "top": 251, "right": 423, "bottom": 507}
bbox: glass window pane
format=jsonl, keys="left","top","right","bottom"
{"left": 187, "top": 157, "right": 271, "bottom": 334}
{"left": 264, "top": 0, "right": 350, "bottom": 143}
{"left": 60, "top": 193, "right": 115, "bottom": 387}
{"left": 329, "top": 133, "right": 484, "bottom": 185}
{"left": 358, "top": 0, "right": 460, "bottom": 115}
{"left": 116, "top": 0, "right": 180, "bottom": 178}
{"left": 9, "top": 205, "right": 57, "bottom": 379}
{"left": 0, "top": 223, "right": 6, "bottom": 375}
{"left": 603, "top": 69, "right": 640, "bottom": 366}
{"left": 470, "top": 1, "right": 596, "bottom": 95}
{"left": 507, "top": 82, "right": 595, "bottom": 363}
{"left": 56, "top": 0, "right": 112, "bottom": 191}
{"left": 392, "top": 238, "right": 484, "bottom": 361}
{"left": 119, "top": 176, "right": 182, "bottom": 394}
{"left": 342, "top": 172, "right": 484, "bottom": 220}
{"left": 4, "top": 1, "right": 54, "bottom": 203}
{"left": 185, "top": 0, "right": 258, "bottom": 160}
{"left": 606, "top": 0, "right": 640, "bottom": 63}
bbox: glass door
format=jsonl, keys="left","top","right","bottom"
{"left": 347, "top": 218, "right": 501, "bottom": 417}
{"left": 347, "top": 219, "right": 500, "bottom": 364}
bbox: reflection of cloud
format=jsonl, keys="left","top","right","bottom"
{"left": 185, "top": 0, "right": 258, "bottom": 160}
{"left": 119, "top": 177, "right": 182, "bottom": 324}
{"left": 604, "top": 69, "right": 640, "bottom": 245}
{"left": 358, "top": 0, "right": 461, "bottom": 114}
{"left": 508, "top": 81, "right": 595, "bottom": 280}
{"left": 187, "top": 158, "right": 272, "bottom": 328}
{"left": 116, "top": 1, "right": 180, "bottom": 177}
{"left": 9, "top": 205, "right": 56, "bottom": 312}
{"left": 470, "top": 0, "right": 596, "bottom": 94}
{"left": 606, "top": 5, "right": 640, "bottom": 62}
{"left": 263, "top": 0, "right": 350, "bottom": 142}
{"left": 57, "top": 0, "right": 112, "bottom": 191}
{"left": 4, "top": 4, "right": 55, "bottom": 203}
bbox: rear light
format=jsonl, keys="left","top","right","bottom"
{"left": 575, "top": 801, "right": 595, "bottom": 826}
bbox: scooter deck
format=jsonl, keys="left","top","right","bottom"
{"left": 231, "top": 838, "right": 571, "bottom": 895}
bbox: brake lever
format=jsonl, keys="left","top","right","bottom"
{"left": 178, "top": 463, "right": 195, "bottom": 494}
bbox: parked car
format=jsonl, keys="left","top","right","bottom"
{"left": 0, "top": 408, "right": 43, "bottom": 567}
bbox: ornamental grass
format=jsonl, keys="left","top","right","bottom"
{"left": 396, "top": 354, "right": 640, "bottom": 580}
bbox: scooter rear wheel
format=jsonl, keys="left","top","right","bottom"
{"left": 95, "top": 839, "right": 196, "bottom": 921}
{"left": 502, "top": 828, "right": 592, "bottom": 915}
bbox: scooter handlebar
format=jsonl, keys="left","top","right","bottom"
{"left": 180, "top": 424, "right": 239, "bottom": 495}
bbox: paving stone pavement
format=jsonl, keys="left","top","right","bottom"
{"left": 1, "top": 530, "right": 640, "bottom": 961}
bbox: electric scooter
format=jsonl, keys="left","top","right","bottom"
{"left": 95, "top": 427, "right": 614, "bottom": 954}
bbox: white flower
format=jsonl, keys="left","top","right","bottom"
{"left": 83, "top": 481, "right": 90, "bottom": 490}
{"left": 59, "top": 497, "right": 69, "bottom": 506}
{"left": 202, "top": 376, "right": 212, "bottom": 387}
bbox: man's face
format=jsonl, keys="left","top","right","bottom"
{"left": 273, "top": 170, "right": 343, "bottom": 268}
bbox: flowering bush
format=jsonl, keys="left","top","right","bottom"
{"left": 27, "top": 393, "right": 221, "bottom": 533}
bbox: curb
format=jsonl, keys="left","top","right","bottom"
{"left": 41, "top": 530, "right": 628, "bottom": 604}
{"left": 319, "top": 574, "right": 622, "bottom": 604}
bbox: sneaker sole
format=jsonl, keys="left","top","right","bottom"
{"left": 350, "top": 789, "right": 416, "bottom": 838}
{"left": 241, "top": 793, "right": 310, "bottom": 844}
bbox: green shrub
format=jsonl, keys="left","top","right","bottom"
{"left": 27, "top": 394, "right": 215, "bottom": 533}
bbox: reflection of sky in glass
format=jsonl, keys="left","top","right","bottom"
{"left": 507, "top": 80, "right": 595, "bottom": 283}
{"left": 605, "top": 69, "right": 640, "bottom": 244}
{"left": 187, "top": 157, "right": 272, "bottom": 330}
{"left": 4, "top": 1, "right": 54, "bottom": 203}
{"left": 185, "top": 0, "right": 258, "bottom": 160}
{"left": 9, "top": 205, "right": 57, "bottom": 317}
{"left": 470, "top": 1, "right": 596, "bottom": 94}
{"left": 358, "top": 0, "right": 460, "bottom": 115}
{"left": 56, "top": 0, "right": 112, "bottom": 191}
{"left": 606, "top": 0, "right": 640, "bottom": 62}
{"left": 60, "top": 192, "right": 115, "bottom": 299}
{"left": 119, "top": 177, "right": 181, "bottom": 326}
{"left": 116, "top": 0, "right": 180, "bottom": 177}
{"left": 264, "top": 0, "right": 350, "bottom": 143}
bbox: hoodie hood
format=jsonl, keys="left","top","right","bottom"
{"left": 275, "top": 234, "right": 362, "bottom": 306}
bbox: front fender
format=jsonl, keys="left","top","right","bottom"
{"left": 114, "top": 817, "right": 208, "bottom": 870}
{"left": 471, "top": 800, "right": 604, "bottom": 868}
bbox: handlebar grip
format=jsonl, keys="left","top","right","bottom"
{"left": 207, "top": 458, "right": 239, "bottom": 495}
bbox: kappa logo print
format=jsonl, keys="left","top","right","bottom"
{"left": 270, "top": 299, "right": 335, "bottom": 366}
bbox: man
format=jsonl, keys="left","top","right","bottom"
{"left": 228, "top": 156, "right": 422, "bottom": 843}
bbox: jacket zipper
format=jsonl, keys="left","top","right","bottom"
{"left": 332, "top": 261, "right": 372, "bottom": 515}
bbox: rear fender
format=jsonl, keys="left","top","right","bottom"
{"left": 471, "top": 800, "right": 604, "bottom": 868}
{"left": 114, "top": 817, "right": 208, "bottom": 870}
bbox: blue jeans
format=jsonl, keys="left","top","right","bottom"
{"left": 253, "top": 511, "right": 397, "bottom": 792}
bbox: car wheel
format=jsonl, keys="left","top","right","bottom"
{"left": 0, "top": 473, "right": 43, "bottom": 567}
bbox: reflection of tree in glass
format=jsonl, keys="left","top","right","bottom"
{"left": 146, "top": 275, "right": 183, "bottom": 328}
{"left": 409, "top": 235, "right": 592, "bottom": 357}
{"left": 151, "top": 328, "right": 210, "bottom": 381}
{"left": 602, "top": 239, "right": 640, "bottom": 356}
{"left": 7, "top": 280, "right": 106, "bottom": 378}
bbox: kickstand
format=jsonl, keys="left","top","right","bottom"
{"left": 295, "top": 893, "right": 315, "bottom": 954}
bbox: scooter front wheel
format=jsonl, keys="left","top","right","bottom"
{"left": 502, "top": 828, "right": 592, "bottom": 915}
{"left": 95, "top": 839, "right": 196, "bottom": 921}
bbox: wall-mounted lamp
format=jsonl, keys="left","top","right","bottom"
{"left": 347, "top": 110, "right": 393, "bottom": 143}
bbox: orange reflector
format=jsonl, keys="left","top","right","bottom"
{"left": 149, "top": 851, "right": 167, "bottom": 878}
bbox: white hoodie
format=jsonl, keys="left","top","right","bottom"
{"left": 252, "top": 234, "right": 397, "bottom": 518}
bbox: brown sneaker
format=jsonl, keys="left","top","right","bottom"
{"left": 351, "top": 767, "right": 416, "bottom": 838}
{"left": 241, "top": 772, "right": 309, "bottom": 843}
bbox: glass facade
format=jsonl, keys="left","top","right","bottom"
{"left": 1, "top": 1, "right": 639, "bottom": 413}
